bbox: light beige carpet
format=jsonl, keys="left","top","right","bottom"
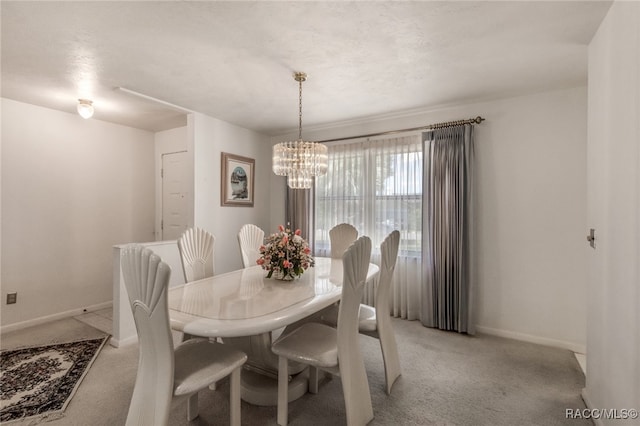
{"left": 1, "top": 318, "right": 108, "bottom": 351}
{"left": 0, "top": 317, "right": 589, "bottom": 426}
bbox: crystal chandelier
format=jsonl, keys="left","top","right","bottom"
{"left": 272, "top": 72, "right": 328, "bottom": 189}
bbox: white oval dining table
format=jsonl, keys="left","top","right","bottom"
{"left": 168, "top": 257, "right": 379, "bottom": 405}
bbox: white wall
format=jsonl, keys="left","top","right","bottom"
{"left": 472, "top": 88, "right": 587, "bottom": 353}
{"left": 1, "top": 99, "right": 155, "bottom": 329}
{"left": 191, "top": 112, "right": 273, "bottom": 273}
{"left": 274, "top": 86, "right": 588, "bottom": 352}
{"left": 0, "top": 99, "right": 273, "bottom": 329}
{"left": 584, "top": 1, "right": 640, "bottom": 423}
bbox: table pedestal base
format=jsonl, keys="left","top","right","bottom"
{"left": 240, "top": 367, "right": 309, "bottom": 406}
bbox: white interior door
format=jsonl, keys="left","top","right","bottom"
{"left": 162, "top": 151, "right": 189, "bottom": 240}
{"left": 585, "top": 4, "right": 640, "bottom": 410}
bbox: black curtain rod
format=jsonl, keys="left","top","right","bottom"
{"left": 315, "top": 116, "right": 485, "bottom": 143}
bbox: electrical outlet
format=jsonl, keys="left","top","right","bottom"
{"left": 6, "top": 292, "right": 17, "bottom": 304}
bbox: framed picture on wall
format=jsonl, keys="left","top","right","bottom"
{"left": 221, "top": 152, "right": 255, "bottom": 207}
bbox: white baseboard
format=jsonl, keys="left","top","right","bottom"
{"left": 581, "top": 388, "right": 604, "bottom": 426}
{"left": 109, "top": 334, "right": 138, "bottom": 348}
{"left": 475, "top": 325, "right": 586, "bottom": 354}
{"left": 0, "top": 301, "right": 113, "bottom": 334}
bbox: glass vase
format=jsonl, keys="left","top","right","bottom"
{"left": 272, "top": 270, "right": 295, "bottom": 281}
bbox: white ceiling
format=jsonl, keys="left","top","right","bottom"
{"left": 1, "top": 1, "right": 612, "bottom": 135}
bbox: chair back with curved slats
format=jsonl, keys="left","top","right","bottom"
{"left": 177, "top": 227, "right": 215, "bottom": 282}
{"left": 377, "top": 230, "right": 400, "bottom": 314}
{"left": 121, "top": 244, "right": 174, "bottom": 426}
{"left": 329, "top": 223, "right": 358, "bottom": 259}
{"left": 376, "top": 230, "right": 401, "bottom": 394}
{"left": 336, "top": 236, "right": 374, "bottom": 425}
{"left": 238, "top": 224, "right": 265, "bottom": 268}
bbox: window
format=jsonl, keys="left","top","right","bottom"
{"left": 315, "top": 134, "right": 422, "bottom": 257}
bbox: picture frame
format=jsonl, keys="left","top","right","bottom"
{"left": 221, "top": 152, "right": 255, "bottom": 207}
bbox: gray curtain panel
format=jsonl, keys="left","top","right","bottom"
{"left": 421, "top": 125, "right": 475, "bottom": 333}
{"left": 285, "top": 183, "right": 315, "bottom": 251}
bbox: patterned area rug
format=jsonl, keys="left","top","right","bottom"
{"left": 0, "top": 337, "right": 108, "bottom": 423}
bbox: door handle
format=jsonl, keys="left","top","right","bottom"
{"left": 587, "top": 228, "right": 596, "bottom": 248}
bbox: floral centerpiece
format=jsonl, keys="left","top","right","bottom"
{"left": 257, "top": 225, "right": 315, "bottom": 280}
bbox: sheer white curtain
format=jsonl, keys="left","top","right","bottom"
{"left": 315, "top": 134, "right": 422, "bottom": 320}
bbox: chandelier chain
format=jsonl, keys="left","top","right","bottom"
{"left": 298, "top": 77, "right": 303, "bottom": 140}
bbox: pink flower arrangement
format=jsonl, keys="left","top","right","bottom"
{"left": 258, "top": 225, "right": 315, "bottom": 280}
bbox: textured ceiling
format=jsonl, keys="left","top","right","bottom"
{"left": 1, "top": 1, "right": 612, "bottom": 135}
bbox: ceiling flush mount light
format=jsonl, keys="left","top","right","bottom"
{"left": 272, "top": 72, "right": 328, "bottom": 189}
{"left": 77, "top": 99, "right": 94, "bottom": 119}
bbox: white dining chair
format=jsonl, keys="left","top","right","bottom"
{"left": 320, "top": 230, "right": 402, "bottom": 394}
{"left": 271, "top": 236, "right": 374, "bottom": 426}
{"left": 177, "top": 227, "right": 215, "bottom": 282}
{"left": 329, "top": 223, "right": 358, "bottom": 259}
{"left": 121, "top": 244, "right": 247, "bottom": 426}
{"left": 358, "top": 230, "right": 401, "bottom": 394}
{"left": 238, "top": 224, "right": 265, "bottom": 268}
